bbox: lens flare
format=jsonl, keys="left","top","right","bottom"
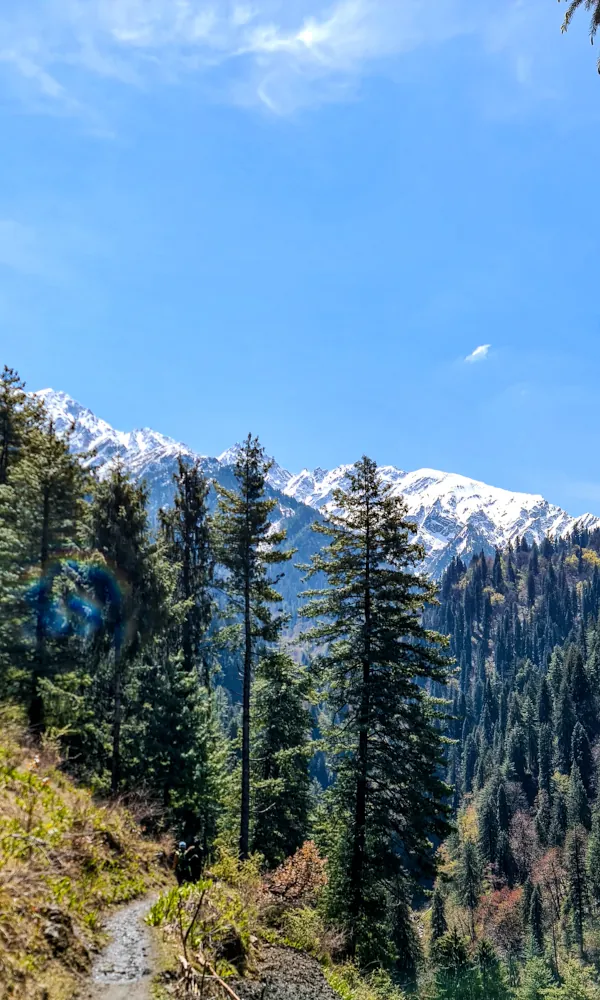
{"left": 23, "top": 555, "right": 133, "bottom": 649}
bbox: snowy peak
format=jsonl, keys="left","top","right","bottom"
{"left": 35, "top": 388, "right": 600, "bottom": 576}
{"left": 35, "top": 389, "right": 198, "bottom": 477}
{"left": 278, "top": 463, "right": 600, "bottom": 572}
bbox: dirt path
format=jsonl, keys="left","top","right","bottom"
{"left": 81, "top": 896, "right": 157, "bottom": 1000}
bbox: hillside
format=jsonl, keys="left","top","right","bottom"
{"left": 0, "top": 711, "right": 167, "bottom": 1000}
{"left": 36, "top": 388, "right": 600, "bottom": 578}
{"left": 418, "top": 526, "right": 600, "bottom": 989}
{"left": 8, "top": 369, "right": 600, "bottom": 998}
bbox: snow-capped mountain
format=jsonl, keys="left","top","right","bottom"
{"left": 35, "top": 389, "right": 199, "bottom": 477}
{"left": 277, "top": 465, "right": 600, "bottom": 576}
{"left": 36, "top": 389, "right": 600, "bottom": 578}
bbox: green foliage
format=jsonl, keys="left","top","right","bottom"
{"left": 148, "top": 876, "right": 253, "bottom": 976}
{"left": 515, "top": 957, "right": 554, "bottom": 1000}
{"left": 302, "top": 455, "right": 451, "bottom": 965}
{"left": 280, "top": 906, "right": 328, "bottom": 955}
{"left": 0, "top": 718, "right": 166, "bottom": 998}
{"left": 586, "top": 805, "right": 600, "bottom": 910}
{"left": 543, "top": 960, "right": 600, "bottom": 1000}
{"left": 568, "top": 765, "right": 591, "bottom": 831}
{"left": 566, "top": 827, "right": 589, "bottom": 958}
{"left": 214, "top": 434, "right": 293, "bottom": 859}
{"left": 250, "top": 649, "right": 313, "bottom": 867}
{"left": 430, "top": 886, "right": 448, "bottom": 944}
{"left": 456, "top": 840, "right": 482, "bottom": 938}
{"left": 159, "top": 456, "right": 214, "bottom": 680}
{"left": 529, "top": 883, "right": 544, "bottom": 955}
{"left": 325, "top": 962, "right": 406, "bottom": 1000}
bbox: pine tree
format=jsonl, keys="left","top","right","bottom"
{"left": 568, "top": 764, "right": 591, "bottom": 831}
{"left": 565, "top": 826, "right": 589, "bottom": 958}
{"left": 0, "top": 368, "right": 44, "bottom": 482}
{"left": 11, "top": 418, "right": 89, "bottom": 729}
{"left": 535, "top": 790, "right": 552, "bottom": 846}
{"left": 456, "top": 839, "right": 482, "bottom": 940}
{"left": 587, "top": 804, "right": 600, "bottom": 913}
{"left": 569, "top": 649, "right": 594, "bottom": 736}
{"left": 431, "top": 886, "right": 448, "bottom": 944}
{"left": 571, "top": 722, "right": 594, "bottom": 794}
{"left": 159, "top": 457, "right": 214, "bottom": 681}
{"left": 497, "top": 783, "right": 510, "bottom": 832}
{"left": 506, "top": 725, "right": 527, "bottom": 784}
{"left": 475, "top": 938, "right": 509, "bottom": 1000}
{"left": 555, "top": 680, "right": 576, "bottom": 774}
{"left": 0, "top": 371, "right": 37, "bottom": 691}
{"left": 537, "top": 676, "right": 553, "bottom": 726}
{"left": 136, "top": 652, "right": 227, "bottom": 848}
{"left": 560, "top": 0, "right": 600, "bottom": 71}
{"left": 516, "top": 958, "right": 554, "bottom": 1000}
{"left": 529, "top": 883, "right": 544, "bottom": 955}
{"left": 89, "top": 464, "right": 166, "bottom": 793}
{"left": 250, "top": 649, "right": 313, "bottom": 867}
{"left": 431, "top": 928, "right": 479, "bottom": 1000}
{"left": 302, "top": 456, "right": 451, "bottom": 964}
{"left": 478, "top": 794, "right": 498, "bottom": 864}
{"left": 493, "top": 549, "right": 504, "bottom": 592}
{"left": 538, "top": 724, "right": 553, "bottom": 797}
{"left": 214, "top": 435, "right": 292, "bottom": 859}
{"left": 462, "top": 733, "right": 478, "bottom": 794}
{"left": 496, "top": 830, "right": 516, "bottom": 887}
{"left": 550, "top": 789, "right": 568, "bottom": 847}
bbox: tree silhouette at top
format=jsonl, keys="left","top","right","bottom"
{"left": 561, "top": 0, "right": 600, "bottom": 69}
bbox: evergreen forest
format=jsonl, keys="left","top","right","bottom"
{"left": 6, "top": 363, "right": 600, "bottom": 998}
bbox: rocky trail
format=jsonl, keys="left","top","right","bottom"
{"left": 80, "top": 896, "right": 158, "bottom": 1000}
{"left": 76, "top": 897, "right": 337, "bottom": 1000}
{"left": 231, "top": 946, "right": 340, "bottom": 1000}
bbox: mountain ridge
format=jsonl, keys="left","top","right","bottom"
{"left": 35, "top": 388, "right": 600, "bottom": 577}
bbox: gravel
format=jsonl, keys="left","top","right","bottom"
{"left": 80, "top": 896, "right": 157, "bottom": 1000}
{"left": 231, "top": 946, "right": 340, "bottom": 1000}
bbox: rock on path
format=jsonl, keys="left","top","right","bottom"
{"left": 81, "top": 896, "right": 156, "bottom": 1000}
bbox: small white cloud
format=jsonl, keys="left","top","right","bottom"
{"left": 465, "top": 344, "right": 491, "bottom": 363}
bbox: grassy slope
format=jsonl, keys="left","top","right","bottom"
{"left": 0, "top": 710, "right": 169, "bottom": 1000}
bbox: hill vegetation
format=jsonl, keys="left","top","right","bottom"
{"left": 0, "top": 709, "right": 166, "bottom": 999}
{"left": 7, "top": 361, "right": 600, "bottom": 998}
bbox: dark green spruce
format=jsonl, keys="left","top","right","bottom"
{"left": 214, "top": 435, "right": 292, "bottom": 859}
{"left": 302, "top": 455, "right": 452, "bottom": 965}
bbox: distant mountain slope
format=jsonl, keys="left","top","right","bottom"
{"left": 36, "top": 389, "right": 600, "bottom": 579}
{"left": 279, "top": 464, "right": 600, "bottom": 576}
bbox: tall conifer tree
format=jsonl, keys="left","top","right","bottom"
{"left": 159, "top": 457, "right": 214, "bottom": 682}
{"left": 302, "top": 456, "right": 451, "bottom": 964}
{"left": 90, "top": 464, "right": 166, "bottom": 793}
{"left": 12, "top": 418, "right": 89, "bottom": 728}
{"left": 250, "top": 649, "right": 313, "bottom": 866}
{"left": 214, "top": 435, "right": 292, "bottom": 859}
{"left": 566, "top": 826, "right": 589, "bottom": 958}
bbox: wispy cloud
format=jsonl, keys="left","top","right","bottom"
{"left": 0, "top": 0, "right": 584, "bottom": 119}
{"left": 0, "top": 0, "right": 482, "bottom": 118}
{"left": 465, "top": 344, "right": 491, "bottom": 364}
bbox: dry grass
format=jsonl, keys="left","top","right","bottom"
{"left": 0, "top": 708, "right": 170, "bottom": 999}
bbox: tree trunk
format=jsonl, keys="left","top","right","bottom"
{"left": 111, "top": 656, "right": 122, "bottom": 795}
{"left": 30, "top": 485, "right": 50, "bottom": 731}
{"left": 182, "top": 494, "right": 193, "bottom": 672}
{"left": 350, "top": 499, "right": 371, "bottom": 953}
{"left": 0, "top": 419, "right": 9, "bottom": 486}
{"left": 239, "top": 567, "right": 252, "bottom": 859}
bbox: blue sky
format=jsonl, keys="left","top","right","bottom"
{"left": 2, "top": 0, "right": 600, "bottom": 514}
